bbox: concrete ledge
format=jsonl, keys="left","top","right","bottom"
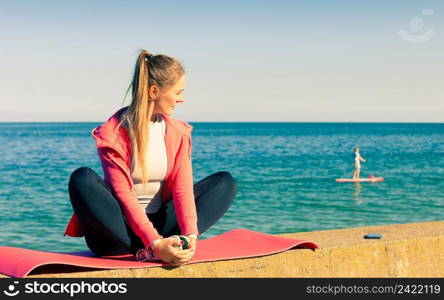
{"left": 2, "top": 221, "right": 443, "bottom": 278}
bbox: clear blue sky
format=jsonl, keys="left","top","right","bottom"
{"left": 0, "top": 0, "right": 442, "bottom": 122}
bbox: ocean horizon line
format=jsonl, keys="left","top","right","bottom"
{"left": 1, "top": 121, "right": 443, "bottom": 124}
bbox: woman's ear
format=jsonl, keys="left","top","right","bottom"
{"left": 149, "top": 85, "right": 159, "bottom": 100}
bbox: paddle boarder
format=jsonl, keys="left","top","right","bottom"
{"left": 353, "top": 147, "right": 366, "bottom": 180}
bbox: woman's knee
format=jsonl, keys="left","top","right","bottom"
{"left": 213, "top": 171, "right": 237, "bottom": 196}
{"left": 69, "top": 167, "right": 97, "bottom": 189}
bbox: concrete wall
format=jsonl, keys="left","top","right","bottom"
{"left": 3, "top": 220, "right": 444, "bottom": 278}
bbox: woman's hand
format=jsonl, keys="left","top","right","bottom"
{"left": 150, "top": 236, "right": 196, "bottom": 266}
{"left": 184, "top": 234, "right": 197, "bottom": 257}
{"left": 169, "top": 234, "right": 197, "bottom": 266}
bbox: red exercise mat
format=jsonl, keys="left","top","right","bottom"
{"left": 0, "top": 228, "right": 319, "bottom": 278}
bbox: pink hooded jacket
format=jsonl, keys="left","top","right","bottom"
{"left": 63, "top": 106, "right": 198, "bottom": 247}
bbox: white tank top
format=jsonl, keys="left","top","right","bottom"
{"left": 355, "top": 152, "right": 361, "bottom": 165}
{"left": 130, "top": 114, "right": 167, "bottom": 214}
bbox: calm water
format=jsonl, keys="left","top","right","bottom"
{"left": 0, "top": 122, "right": 443, "bottom": 252}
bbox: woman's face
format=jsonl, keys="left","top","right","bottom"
{"left": 152, "top": 75, "right": 186, "bottom": 116}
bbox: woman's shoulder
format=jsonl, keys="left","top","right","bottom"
{"left": 91, "top": 107, "right": 131, "bottom": 146}
{"left": 161, "top": 113, "right": 193, "bottom": 136}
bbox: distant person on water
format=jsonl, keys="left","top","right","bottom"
{"left": 63, "top": 49, "right": 237, "bottom": 266}
{"left": 353, "top": 147, "right": 366, "bottom": 180}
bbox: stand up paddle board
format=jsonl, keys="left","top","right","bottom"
{"left": 335, "top": 177, "right": 384, "bottom": 183}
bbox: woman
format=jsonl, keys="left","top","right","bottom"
{"left": 63, "top": 50, "right": 237, "bottom": 266}
{"left": 352, "top": 147, "right": 366, "bottom": 180}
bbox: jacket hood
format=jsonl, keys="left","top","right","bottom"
{"left": 91, "top": 106, "right": 193, "bottom": 154}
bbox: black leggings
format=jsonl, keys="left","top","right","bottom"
{"left": 68, "top": 167, "right": 237, "bottom": 256}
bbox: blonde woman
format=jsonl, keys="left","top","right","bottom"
{"left": 64, "top": 50, "right": 237, "bottom": 266}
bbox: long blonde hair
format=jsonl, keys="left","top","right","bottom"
{"left": 118, "top": 49, "right": 185, "bottom": 191}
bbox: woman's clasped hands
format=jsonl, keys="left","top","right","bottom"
{"left": 150, "top": 234, "right": 197, "bottom": 266}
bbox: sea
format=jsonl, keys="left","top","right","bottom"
{"left": 0, "top": 122, "right": 443, "bottom": 252}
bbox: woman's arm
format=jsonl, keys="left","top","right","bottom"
{"left": 171, "top": 135, "right": 199, "bottom": 237}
